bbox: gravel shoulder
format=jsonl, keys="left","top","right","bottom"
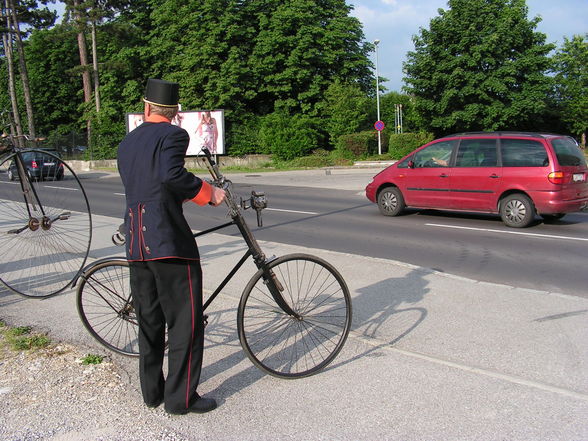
{"left": 0, "top": 326, "right": 200, "bottom": 441}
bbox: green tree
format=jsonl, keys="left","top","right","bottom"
{"left": 249, "top": 0, "right": 372, "bottom": 116}
{"left": 319, "top": 80, "right": 370, "bottom": 147}
{"left": 552, "top": 34, "right": 588, "bottom": 146}
{"left": 403, "top": 0, "right": 554, "bottom": 136}
{"left": 24, "top": 25, "right": 80, "bottom": 138}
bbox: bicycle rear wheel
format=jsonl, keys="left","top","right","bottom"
{"left": 76, "top": 259, "right": 139, "bottom": 356}
{"left": 0, "top": 150, "right": 91, "bottom": 297}
{"left": 238, "top": 253, "right": 352, "bottom": 378}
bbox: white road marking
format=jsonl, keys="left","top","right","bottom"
{"left": 426, "top": 223, "right": 588, "bottom": 242}
{"left": 267, "top": 207, "right": 318, "bottom": 215}
{"left": 44, "top": 185, "right": 78, "bottom": 191}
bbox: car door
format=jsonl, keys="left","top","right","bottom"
{"left": 403, "top": 140, "right": 457, "bottom": 208}
{"left": 450, "top": 138, "right": 501, "bottom": 211}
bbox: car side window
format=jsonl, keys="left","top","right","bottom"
{"left": 501, "top": 139, "right": 548, "bottom": 167}
{"left": 396, "top": 156, "right": 412, "bottom": 168}
{"left": 412, "top": 140, "right": 456, "bottom": 168}
{"left": 455, "top": 139, "right": 497, "bottom": 167}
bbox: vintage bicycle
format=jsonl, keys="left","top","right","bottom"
{"left": 0, "top": 130, "right": 92, "bottom": 298}
{"left": 75, "top": 148, "right": 352, "bottom": 378}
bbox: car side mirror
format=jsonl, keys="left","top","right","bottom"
{"left": 408, "top": 160, "right": 415, "bottom": 169}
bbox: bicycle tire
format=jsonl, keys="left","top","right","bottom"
{"left": 237, "top": 253, "right": 352, "bottom": 379}
{"left": 76, "top": 259, "right": 139, "bottom": 356}
{"left": 0, "top": 149, "right": 92, "bottom": 297}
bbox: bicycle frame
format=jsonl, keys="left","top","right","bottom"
{"left": 1, "top": 137, "right": 61, "bottom": 230}
{"left": 199, "top": 148, "right": 300, "bottom": 318}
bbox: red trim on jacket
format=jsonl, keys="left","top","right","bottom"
{"left": 191, "top": 181, "right": 212, "bottom": 206}
{"left": 128, "top": 208, "right": 135, "bottom": 257}
{"left": 126, "top": 256, "right": 200, "bottom": 262}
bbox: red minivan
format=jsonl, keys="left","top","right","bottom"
{"left": 365, "top": 132, "right": 588, "bottom": 227}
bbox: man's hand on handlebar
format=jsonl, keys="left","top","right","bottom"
{"left": 209, "top": 186, "right": 226, "bottom": 206}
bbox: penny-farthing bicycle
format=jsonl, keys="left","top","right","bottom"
{"left": 0, "top": 131, "right": 92, "bottom": 298}
{"left": 76, "top": 148, "right": 352, "bottom": 378}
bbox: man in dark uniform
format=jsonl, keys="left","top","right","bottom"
{"left": 118, "top": 78, "right": 225, "bottom": 414}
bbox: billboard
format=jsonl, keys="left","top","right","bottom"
{"left": 126, "top": 110, "right": 225, "bottom": 156}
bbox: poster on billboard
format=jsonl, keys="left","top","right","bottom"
{"left": 125, "top": 109, "right": 225, "bottom": 156}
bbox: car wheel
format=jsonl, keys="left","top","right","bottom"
{"left": 7, "top": 169, "right": 15, "bottom": 181}
{"left": 541, "top": 213, "right": 565, "bottom": 222}
{"left": 500, "top": 194, "right": 536, "bottom": 228}
{"left": 377, "top": 187, "right": 405, "bottom": 217}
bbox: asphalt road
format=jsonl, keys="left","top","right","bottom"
{"left": 1, "top": 168, "right": 587, "bottom": 440}
{"left": 76, "top": 172, "right": 588, "bottom": 299}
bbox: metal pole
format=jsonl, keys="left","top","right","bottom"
{"left": 374, "top": 39, "right": 381, "bottom": 155}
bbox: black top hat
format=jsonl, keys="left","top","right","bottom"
{"left": 144, "top": 78, "right": 180, "bottom": 107}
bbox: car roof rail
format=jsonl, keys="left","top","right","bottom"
{"left": 441, "top": 131, "right": 565, "bottom": 139}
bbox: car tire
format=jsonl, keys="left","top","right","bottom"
{"left": 7, "top": 169, "right": 15, "bottom": 181}
{"left": 500, "top": 194, "right": 536, "bottom": 228}
{"left": 377, "top": 187, "right": 405, "bottom": 217}
{"left": 540, "top": 213, "right": 565, "bottom": 222}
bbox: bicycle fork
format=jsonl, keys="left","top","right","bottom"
{"left": 262, "top": 268, "right": 302, "bottom": 320}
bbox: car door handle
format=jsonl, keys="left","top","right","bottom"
{"left": 489, "top": 174, "right": 500, "bottom": 178}
{"left": 439, "top": 173, "right": 449, "bottom": 178}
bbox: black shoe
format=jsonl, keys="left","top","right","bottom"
{"left": 166, "top": 394, "right": 217, "bottom": 415}
{"left": 145, "top": 397, "right": 163, "bottom": 408}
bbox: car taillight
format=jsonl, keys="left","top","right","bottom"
{"left": 548, "top": 171, "right": 564, "bottom": 184}
{"left": 32, "top": 160, "right": 38, "bottom": 169}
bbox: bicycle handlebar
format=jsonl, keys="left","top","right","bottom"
{"left": 200, "top": 148, "right": 267, "bottom": 227}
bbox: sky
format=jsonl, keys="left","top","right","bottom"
{"left": 350, "top": 0, "right": 588, "bottom": 92}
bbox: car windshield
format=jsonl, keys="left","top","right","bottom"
{"left": 21, "top": 152, "right": 36, "bottom": 162}
{"left": 40, "top": 153, "right": 58, "bottom": 162}
{"left": 551, "top": 138, "right": 587, "bottom": 167}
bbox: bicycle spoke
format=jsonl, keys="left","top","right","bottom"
{"left": 239, "top": 254, "right": 351, "bottom": 378}
{"left": 0, "top": 152, "right": 91, "bottom": 297}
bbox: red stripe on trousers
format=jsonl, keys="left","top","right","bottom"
{"left": 186, "top": 263, "right": 196, "bottom": 409}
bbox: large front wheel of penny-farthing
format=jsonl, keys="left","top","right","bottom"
{"left": 0, "top": 150, "right": 92, "bottom": 297}
{"left": 76, "top": 259, "right": 139, "bottom": 356}
{"left": 238, "top": 254, "right": 352, "bottom": 378}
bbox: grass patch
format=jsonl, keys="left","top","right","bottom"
{"left": 80, "top": 353, "right": 104, "bottom": 365}
{"left": 202, "top": 150, "right": 356, "bottom": 174}
{"left": 0, "top": 321, "right": 51, "bottom": 351}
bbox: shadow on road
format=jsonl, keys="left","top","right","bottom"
{"left": 324, "top": 267, "right": 430, "bottom": 372}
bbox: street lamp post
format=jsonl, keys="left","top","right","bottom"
{"left": 374, "top": 39, "right": 381, "bottom": 155}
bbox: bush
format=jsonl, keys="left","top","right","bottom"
{"left": 335, "top": 130, "right": 389, "bottom": 158}
{"left": 227, "top": 114, "right": 263, "bottom": 156}
{"left": 259, "top": 111, "right": 320, "bottom": 160}
{"left": 388, "top": 132, "right": 434, "bottom": 159}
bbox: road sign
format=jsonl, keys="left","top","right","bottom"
{"left": 374, "top": 120, "right": 385, "bottom": 132}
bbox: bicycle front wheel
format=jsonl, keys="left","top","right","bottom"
{"left": 238, "top": 253, "right": 352, "bottom": 378}
{"left": 76, "top": 259, "right": 139, "bottom": 356}
{"left": 0, "top": 150, "right": 91, "bottom": 297}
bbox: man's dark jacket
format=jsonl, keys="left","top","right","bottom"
{"left": 118, "top": 121, "right": 206, "bottom": 261}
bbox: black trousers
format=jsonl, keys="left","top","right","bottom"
{"left": 129, "top": 259, "right": 204, "bottom": 413}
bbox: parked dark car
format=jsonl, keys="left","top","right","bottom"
{"left": 8, "top": 150, "right": 65, "bottom": 181}
{"left": 365, "top": 132, "right": 588, "bottom": 228}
